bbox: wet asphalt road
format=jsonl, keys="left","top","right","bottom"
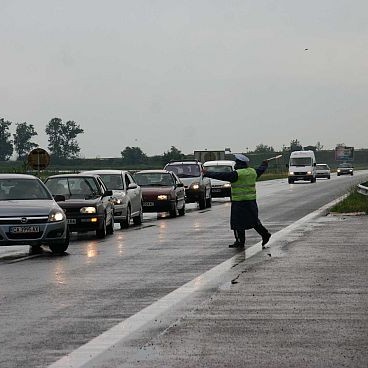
{"left": 1, "top": 172, "right": 367, "bottom": 368}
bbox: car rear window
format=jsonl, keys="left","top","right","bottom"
{"left": 165, "top": 164, "right": 201, "bottom": 178}
{"left": 204, "top": 165, "right": 233, "bottom": 173}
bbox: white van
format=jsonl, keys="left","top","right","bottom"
{"left": 288, "top": 150, "right": 316, "bottom": 184}
{"left": 203, "top": 160, "right": 235, "bottom": 197}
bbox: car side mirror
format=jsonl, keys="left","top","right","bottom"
{"left": 128, "top": 183, "right": 138, "bottom": 190}
{"left": 53, "top": 194, "right": 65, "bottom": 202}
{"left": 103, "top": 190, "right": 113, "bottom": 197}
{"left": 286, "top": 164, "right": 289, "bottom": 168}
{"left": 177, "top": 182, "right": 184, "bottom": 187}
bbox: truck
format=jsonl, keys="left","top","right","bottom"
{"left": 287, "top": 150, "right": 317, "bottom": 184}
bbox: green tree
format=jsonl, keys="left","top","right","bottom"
{"left": 254, "top": 143, "right": 275, "bottom": 153}
{"left": 315, "top": 141, "right": 324, "bottom": 151}
{"left": 0, "top": 118, "right": 13, "bottom": 160}
{"left": 162, "top": 146, "right": 185, "bottom": 164}
{"left": 290, "top": 139, "right": 302, "bottom": 152}
{"left": 13, "top": 122, "right": 38, "bottom": 160}
{"left": 45, "top": 118, "right": 84, "bottom": 159}
{"left": 121, "top": 146, "right": 147, "bottom": 165}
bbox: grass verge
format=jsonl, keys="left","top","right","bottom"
{"left": 330, "top": 184, "right": 368, "bottom": 214}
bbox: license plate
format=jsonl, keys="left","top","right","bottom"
{"left": 143, "top": 202, "right": 154, "bottom": 207}
{"left": 212, "top": 189, "right": 221, "bottom": 192}
{"left": 10, "top": 226, "right": 40, "bottom": 234}
{"left": 67, "top": 219, "right": 77, "bottom": 225}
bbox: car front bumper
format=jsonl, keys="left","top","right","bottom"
{"left": 0, "top": 221, "right": 68, "bottom": 246}
{"left": 142, "top": 200, "right": 176, "bottom": 213}
{"left": 66, "top": 214, "right": 105, "bottom": 232}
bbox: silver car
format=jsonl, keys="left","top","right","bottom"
{"left": 82, "top": 170, "right": 143, "bottom": 228}
{"left": 316, "top": 164, "right": 331, "bottom": 179}
{"left": 0, "top": 174, "right": 69, "bottom": 254}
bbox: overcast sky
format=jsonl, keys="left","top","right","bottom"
{"left": 1, "top": 0, "right": 367, "bottom": 157}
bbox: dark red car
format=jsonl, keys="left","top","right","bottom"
{"left": 133, "top": 170, "right": 185, "bottom": 217}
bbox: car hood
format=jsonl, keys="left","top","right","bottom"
{"left": 141, "top": 187, "right": 173, "bottom": 195}
{"left": 178, "top": 177, "right": 200, "bottom": 186}
{"left": 0, "top": 199, "right": 59, "bottom": 216}
{"left": 209, "top": 178, "right": 230, "bottom": 185}
{"left": 57, "top": 198, "right": 102, "bottom": 208}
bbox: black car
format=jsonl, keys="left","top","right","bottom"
{"left": 164, "top": 160, "right": 212, "bottom": 209}
{"left": 337, "top": 163, "right": 354, "bottom": 176}
{"left": 44, "top": 174, "right": 114, "bottom": 238}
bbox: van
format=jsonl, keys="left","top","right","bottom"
{"left": 288, "top": 150, "right": 316, "bottom": 184}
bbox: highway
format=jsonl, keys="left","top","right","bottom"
{"left": 0, "top": 171, "right": 367, "bottom": 368}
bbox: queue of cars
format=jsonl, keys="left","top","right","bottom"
{"left": 0, "top": 160, "right": 210, "bottom": 253}
{"left": 0, "top": 158, "right": 357, "bottom": 254}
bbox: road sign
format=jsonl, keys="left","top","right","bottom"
{"left": 335, "top": 146, "right": 354, "bottom": 162}
{"left": 27, "top": 148, "right": 50, "bottom": 170}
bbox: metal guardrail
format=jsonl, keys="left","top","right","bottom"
{"left": 357, "top": 183, "right": 368, "bottom": 196}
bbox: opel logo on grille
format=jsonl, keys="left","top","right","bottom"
{"left": 21, "top": 217, "right": 28, "bottom": 224}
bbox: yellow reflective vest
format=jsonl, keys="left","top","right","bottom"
{"left": 231, "top": 168, "right": 257, "bottom": 201}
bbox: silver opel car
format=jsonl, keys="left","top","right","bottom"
{"left": 0, "top": 174, "right": 69, "bottom": 254}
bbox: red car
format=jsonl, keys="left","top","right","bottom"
{"left": 133, "top": 170, "right": 185, "bottom": 217}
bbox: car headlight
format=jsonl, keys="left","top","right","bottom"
{"left": 48, "top": 210, "right": 65, "bottom": 222}
{"left": 307, "top": 171, "right": 312, "bottom": 175}
{"left": 80, "top": 207, "right": 97, "bottom": 214}
{"left": 157, "top": 194, "right": 168, "bottom": 200}
{"left": 224, "top": 183, "right": 231, "bottom": 188}
{"left": 337, "top": 169, "right": 341, "bottom": 172}
{"left": 289, "top": 172, "right": 294, "bottom": 176}
{"left": 191, "top": 183, "right": 200, "bottom": 190}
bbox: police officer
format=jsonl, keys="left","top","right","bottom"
{"left": 204, "top": 153, "right": 271, "bottom": 248}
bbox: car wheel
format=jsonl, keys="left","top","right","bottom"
{"left": 328, "top": 175, "right": 331, "bottom": 179}
{"left": 199, "top": 192, "right": 206, "bottom": 210}
{"left": 121, "top": 206, "right": 131, "bottom": 229}
{"left": 106, "top": 215, "right": 114, "bottom": 235}
{"left": 133, "top": 204, "right": 143, "bottom": 225}
{"left": 96, "top": 218, "right": 107, "bottom": 238}
{"left": 169, "top": 201, "right": 178, "bottom": 218}
{"left": 49, "top": 228, "right": 70, "bottom": 254}
{"left": 288, "top": 178, "right": 294, "bottom": 184}
{"left": 206, "top": 193, "right": 212, "bottom": 208}
{"left": 178, "top": 203, "right": 185, "bottom": 216}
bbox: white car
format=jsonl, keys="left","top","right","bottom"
{"left": 82, "top": 170, "right": 143, "bottom": 228}
{"left": 316, "top": 164, "right": 331, "bottom": 179}
{"left": 203, "top": 160, "right": 235, "bottom": 198}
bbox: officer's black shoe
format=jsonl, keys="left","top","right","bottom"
{"left": 262, "top": 233, "right": 271, "bottom": 248}
{"left": 229, "top": 242, "right": 244, "bottom": 248}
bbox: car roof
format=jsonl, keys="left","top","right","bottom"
{"left": 46, "top": 173, "right": 100, "bottom": 179}
{"left": 203, "top": 160, "right": 235, "bottom": 166}
{"left": 81, "top": 169, "right": 129, "bottom": 175}
{"left": 0, "top": 173, "right": 39, "bottom": 180}
{"left": 165, "top": 161, "right": 201, "bottom": 165}
{"left": 135, "top": 169, "right": 172, "bottom": 174}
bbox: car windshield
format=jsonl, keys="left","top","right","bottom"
{"left": 45, "top": 177, "right": 100, "bottom": 199}
{"left": 204, "top": 165, "right": 233, "bottom": 173}
{"left": 0, "top": 178, "right": 52, "bottom": 200}
{"left": 165, "top": 164, "right": 201, "bottom": 178}
{"left": 339, "top": 163, "right": 352, "bottom": 168}
{"left": 290, "top": 157, "right": 312, "bottom": 166}
{"left": 317, "top": 164, "right": 329, "bottom": 170}
{"left": 134, "top": 173, "right": 174, "bottom": 187}
{"left": 98, "top": 174, "right": 124, "bottom": 190}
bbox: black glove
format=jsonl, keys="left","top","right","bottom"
{"left": 262, "top": 160, "right": 269, "bottom": 166}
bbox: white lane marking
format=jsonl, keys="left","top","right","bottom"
{"left": 48, "top": 194, "right": 346, "bottom": 368}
